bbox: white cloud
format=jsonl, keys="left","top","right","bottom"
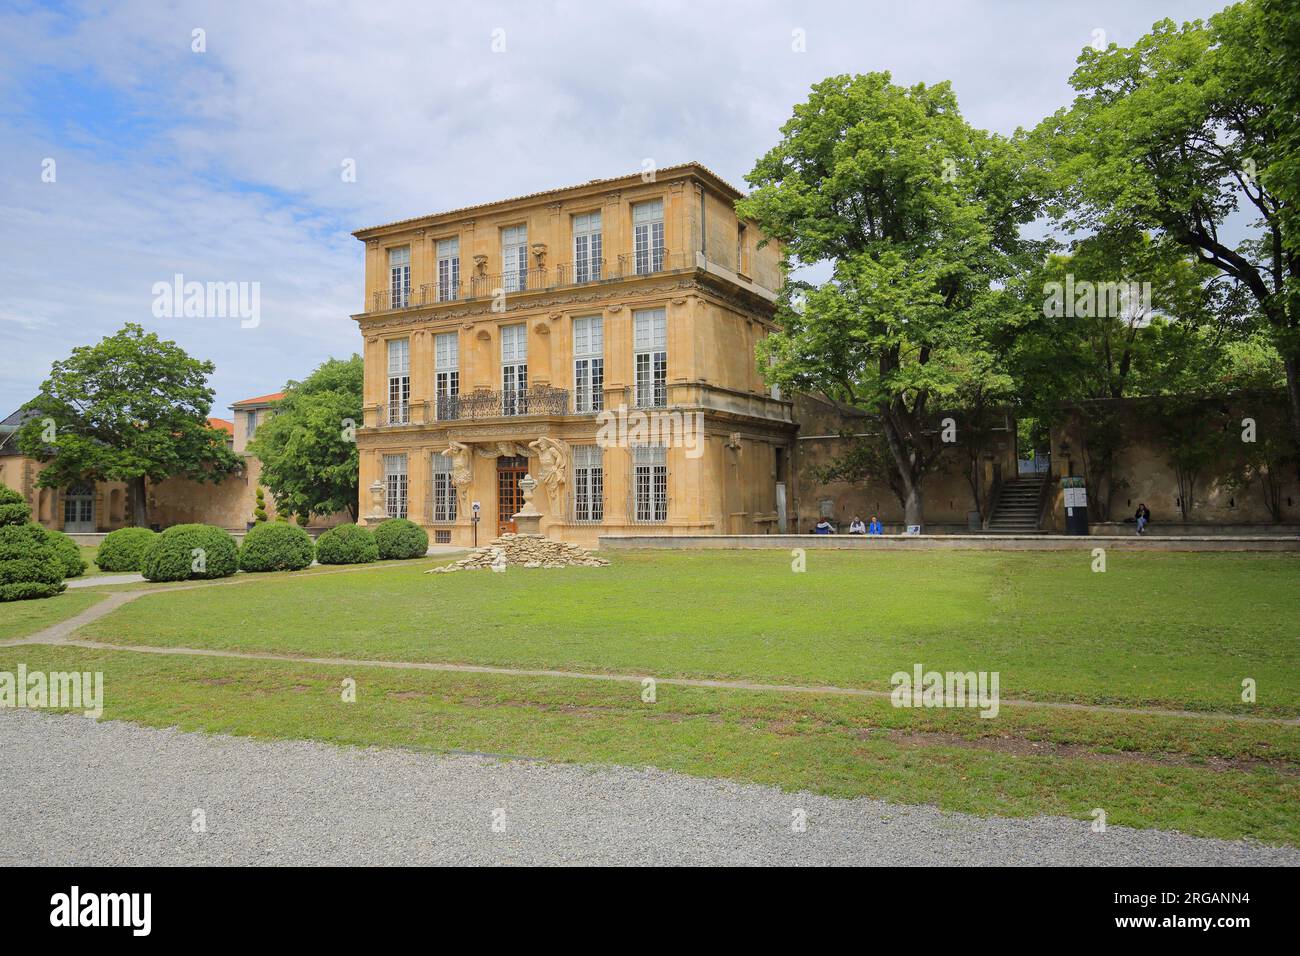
{"left": 0, "top": 0, "right": 1234, "bottom": 415}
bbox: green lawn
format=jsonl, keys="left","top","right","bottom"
{"left": 76, "top": 545, "right": 111, "bottom": 577}
{"left": 0, "top": 589, "right": 105, "bottom": 640}
{"left": 2, "top": 643, "right": 1296, "bottom": 845}
{"left": 78, "top": 550, "right": 1300, "bottom": 715}
{"left": 9, "top": 549, "right": 1298, "bottom": 844}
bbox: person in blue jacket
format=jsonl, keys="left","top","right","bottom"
{"left": 814, "top": 518, "right": 835, "bottom": 534}
{"left": 867, "top": 515, "right": 883, "bottom": 535}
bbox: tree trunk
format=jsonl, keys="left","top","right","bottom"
{"left": 965, "top": 455, "right": 984, "bottom": 524}
{"left": 1286, "top": 355, "right": 1300, "bottom": 480}
{"left": 129, "top": 477, "right": 148, "bottom": 528}
{"left": 879, "top": 404, "right": 926, "bottom": 529}
{"left": 903, "top": 482, "right": 923, "bottom": 527}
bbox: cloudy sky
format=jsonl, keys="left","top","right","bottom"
{"left": 0, "top": 0, "right": 1233, "bottom": 418}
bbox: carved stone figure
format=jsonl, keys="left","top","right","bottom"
{"left": 475, "top": 441, "right": 529, "bottom": 460}
{"left": 445, "top": 441, "right": 474, "bottom": 500}
{"left": 528, "top": 436, "right": 569, "bottom": 510}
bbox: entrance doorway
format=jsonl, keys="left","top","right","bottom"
{"left": 496, "top": 455, "right": 527, "bottom": 535}
{"left": 63, "top": 483, "right": 95, "bottom": 533}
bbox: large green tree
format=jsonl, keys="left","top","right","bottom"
{"left": 17, "top": 324, "right": 239, "bottom": 527}
{"left": 1010, "top": 228, "right": 1229, "bottom": 516}
{"left": 1035, "top": 0, "right": 1300, "bottom": 455}
{"left": 248, "top": 355, "right": 362, "bottom": 522}
{"left": 738, "top": 73, "right": 1040, "bottom": 524}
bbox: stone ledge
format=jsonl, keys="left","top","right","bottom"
{"left": 597, "top": 533, "right": 1300, "bottom": 552}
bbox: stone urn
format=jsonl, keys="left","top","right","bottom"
{"left": 512, "top": 473, "right": 544, "bottom": 535}
{"left": 363, "top": 479, "right": 386, "bottom": 526}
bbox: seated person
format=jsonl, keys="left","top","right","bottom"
{"left": 1135, "top": 503, "right": 1151, "bottom": 535}
{"left": 847, "top": 515, "right": 866, "bottom": 534}
{"left": 867, "top": 515, "right": 883, "bottom": 535}
{"left": 814, "top": 518, "right": 835, "bottom": 534}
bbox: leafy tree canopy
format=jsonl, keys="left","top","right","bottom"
{"left": 1033, "top": 0, "right": 1300, "bottom": 447}
{"left": 738, "top": 72, "right": 1041, "bottom": 523}
{"left": 16, "top": 323, "right": 239, "bottom": 526}
{"left": 247, "top": 355, "right": 362, "bottom": 522}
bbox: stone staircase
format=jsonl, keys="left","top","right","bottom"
{"left": 985, "top": 476, "right": 1048, "bottom": 534}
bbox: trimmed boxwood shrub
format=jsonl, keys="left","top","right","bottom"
{"left": 41, "top": 527, "right": 86, "bottom": 577}
{"left": 373, "top": 518, "right": 428, "bottom": 560}
{"left": 140, "top": 524, "right": 239, "bottom": 582}
{"left": 0, "top": 484, "right": 31, "bottom": 527}
{"left": 239, "top": 521, "right": 314, "bottom": 572}
{"left": 95, "top": 527, "right": 157, "bottom": 572}
{"left": 314, "top": 523, "right": 378, "bottom": 565}
{"left": 0, "top": 523, "right": 67, "bottom": 601}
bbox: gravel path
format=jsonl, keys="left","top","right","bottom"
{"left": 66, "top": 573, "right": 144, "bottom": 588}
{"left": 2, "top": 710, "right": 1295, "bottom": 866}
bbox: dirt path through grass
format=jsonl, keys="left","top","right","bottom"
{"left": 5, "top": 577, "right": 1294, "bottom": 726}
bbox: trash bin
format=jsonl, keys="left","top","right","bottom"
{"left": 1062, "top": 477, "right": 1089, "bottom": 535}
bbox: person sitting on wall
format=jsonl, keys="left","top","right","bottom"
{"left": 867, "top": 515, "right": 883, "bottom": 535}
{"left": 814, "top": 518, "right": 835, "bottom": 534}
{"left": 1135, "top": 503, "right": 1151, "bottom": 535}
{"left": 848, "top": 515, "right": 866, "bottom": 534}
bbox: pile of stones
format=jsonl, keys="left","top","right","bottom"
{"left": 426, "top": 533, "right": 610, "bottom": 573}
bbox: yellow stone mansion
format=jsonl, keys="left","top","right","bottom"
{"left": 352, "top": 163, "right": 796, "bottom": 545}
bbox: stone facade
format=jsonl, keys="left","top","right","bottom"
{"left": 352, "top": 163, "right": 797, "bottom": 547}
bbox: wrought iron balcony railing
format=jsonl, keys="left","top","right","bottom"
{"left": 367, "top": 252, "right": 694, "bottom": 312}
{"left": 371, "top": 390, "right": 570, "bottom": 428}
{"left": 425, "top": 386, "right": 571, "bottom": 422}
{"left": 370, "top": 384, "right": 693, "bottom": 429}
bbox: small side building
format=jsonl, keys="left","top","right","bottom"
{"left": 0, "top": 391, "right": 313, "bottom": 537}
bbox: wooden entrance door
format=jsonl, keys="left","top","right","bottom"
{"left": 496, "top": 456, "right": 527, "bottom": 535}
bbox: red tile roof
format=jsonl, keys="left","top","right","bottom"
{"left": 231, "top": 392, "right": 285, "bottom": 408}
{"left": 207, "top": 417, "right": 234, "bottom": 435}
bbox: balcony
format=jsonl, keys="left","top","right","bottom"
{"left": 368, "top": 251, "right": 694, "bottom": 313}
{"left": 441, "top": 386, "right": 570, "bottom": 420}
{"left": 371, "top": 387, "right": 572, "bottom": 428}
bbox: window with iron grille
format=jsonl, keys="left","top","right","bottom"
{"left": 430, "top": 452, "right": 457, "bottom": 523}
{"left": 633, "top": 308, "right": 667, "bottom": 408}
{"left": 501, "top": 224, "right": 528, "bottom": 292}
{"left": 389, "top": 246, "right": 410, "bottom": 307}
{"left": 571, "top": 444, "right": 603, "bottom": 523}
{"left": 387, "top": 338, "right": 410, "bottom": 424}
{"left": 434, "top": 529, "right": 451, "bottom": 544}
{"left": 572, "top": 210, "right": 602, "bottom": 283}
{"left": 572, "top": 315, "right": 604, "bottom": 413}
{"left": 633, "top": 199, "right": 664, "bottom": 275}
{"left": 501, "top": 323, "right": 528, "bottom": 415}
{"left": 437, "top": 237, "right": 460, "bottom": 301}
{"left": 435, "top": 332, "right": 459, "bottom": 420}
{"left": 632, "top": 445, "right": 667, "bottom": 523}
{"left": 384, "top": 454, "right": 408, "bottom": 518}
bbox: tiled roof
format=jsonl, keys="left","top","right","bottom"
{"left": 231, "top": 392, "right": 285, "bottom": 408}
{"left": 352, "top": 161, "right": 745, "bottom": 237}
{"left": 0, "top": 406, "right": 37, "bottom": 456}
{"left": 207, "top": 417, "right": 234, "bottom": 435}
